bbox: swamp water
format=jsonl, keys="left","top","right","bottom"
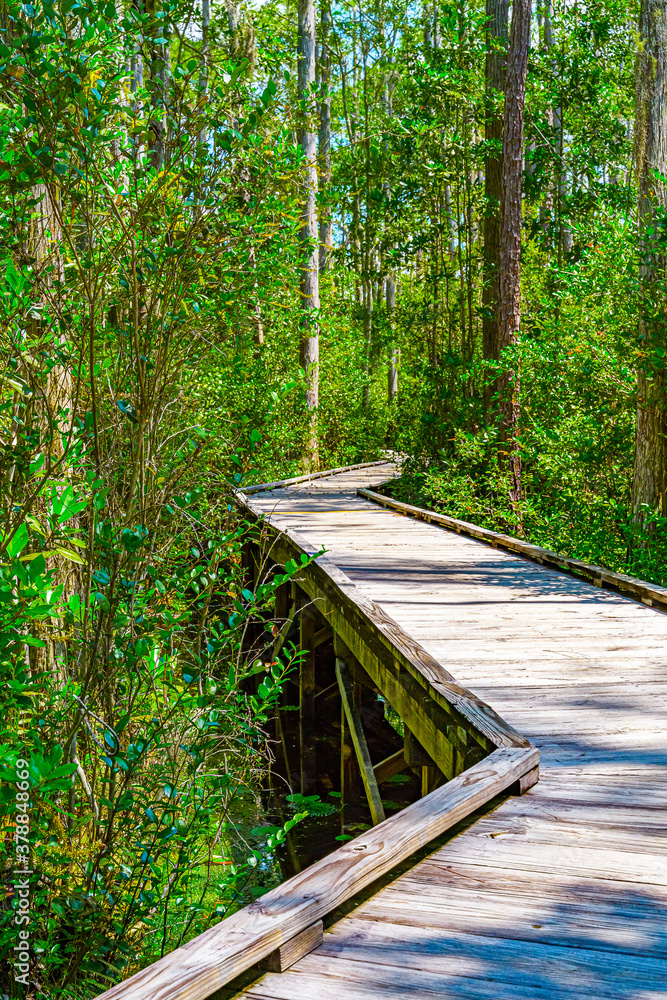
{"left": 230, "top": 687, "right": 423, "bottom": 907}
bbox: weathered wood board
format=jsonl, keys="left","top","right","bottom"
{"left": 237, "top": 463, "right": 667, "bottom": 1000}
{"left": 94, "top": 749, "right": 535, "bottom": 1000}
{"left": 94, "top": 461, "right": 542, "bottom": 1000}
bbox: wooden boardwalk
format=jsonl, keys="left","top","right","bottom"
{"left": 238, "top": 463, "right": 667, "bottom": 1000}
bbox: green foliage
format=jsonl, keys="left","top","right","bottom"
{"left": 0, "top": 479, "right": 315, "bottom": 995}
{"left": 0, "top": 1, "right": 316, "bottom": 993}
{"left": 0, "top": 0, "right": 661, "bottom": 994}
{"left": 285, "top": 792, "right": 340, "bottom": 817}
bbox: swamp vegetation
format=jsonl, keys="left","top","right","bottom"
{"left": 1, "top": 0, "right": 667, "bottom": 994}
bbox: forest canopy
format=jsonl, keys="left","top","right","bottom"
{"left": 1, "top": 0, "right": 666, "bottom": 994}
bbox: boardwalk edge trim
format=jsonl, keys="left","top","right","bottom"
{"left": 358, "top": 486, "right": 667, "bottom": 612}
{"left": 93, "top": 463, "right": 539, "bottom": 1000}
{"left": 93, "top": 749, "right": 538, "bottom": 1000}
{"left": 240, "top": 459, "right": 390, "bottom": 495}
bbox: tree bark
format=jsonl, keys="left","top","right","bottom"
{"left": 423, "top": 1, "right": 433, "bottom": 49}
{"left": 386, "top": 275, "right": 398, "bottom": 402}
{"left": 362, "top": 277, "right": 373, "bottom": 407}
{"left": 498, "top": 0, "right": 530, "bottom": 508}
{"left": 361, "top": 33, "right": 373, "bottom": 408}
{"left": 632, "top": 0, "right": 667, "bottom": 521}
{"left": 382, "top": 40, "right": 397, "bottom": 404}
{"left": 199, "top": 0, "right": 210, "bottom": 146}
{"left": 482, "top": 0, "right": 510, "bottom": 370}
{"left": 540, "top": 0, "right": 555, "bottom": 232}
{"left": 145, "top": 0, "right": 166, "bottom": 172}
{"left": 298, "top": 0, "right": 320, "bottom": 470}
{"left": 444, "top": 184, "right": 457, "bottom": 255}
{"left": 249, "top": 246, "right": 265, "bottom": 348}
{"left": 318, "top": 1, "right": 332, "bottom": 273}
{"left": 30, "top": 182, "right": 80, "bottom": 680}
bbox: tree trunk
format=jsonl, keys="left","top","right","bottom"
{"left": 318, "top": 2, "right": 332, "bottom": 273}
{"left": 423, "top": 1, "right": 432, "bottom": 49}
{"left": 444, "top": 184, "right": 457, "bottom": 255}
{"left": 362, "top": 278, "right": 373, "bottom": 407}
{"left": 362, "top": 35, "right": 373, "bottom": 408}
{"left": 226, "top": 0, "right": 238, "bottom": 34}
{"left": 498, "top": 0, "right": 530, "bottom": 509}
{"left": 298, "top": 0, "right": 320, "bottom": 470}
{"left": 482, "top": 0, "right": 510, "bottom": 371}
{"left": 30, "top": 182, "right": 80, "bottom": 680}
{"left": 433, "top": 2, "right": 441, "bottom": 49}
{"left": 223, "top": 0, "right": 263, "bottom": 350}
{"left": 540, "top": 0, "right": 555, "bottom": 232}
{"left": 145, "top": 0, "right": 166, "bottom": 172}
{"left": 199, "top": 0, "right": 210, "bottom": 146}
{"left": 249, "top": 245, "right": 265, "bottom": 348}
{"left": 352, "top": 187, "right": 362, "bottom": 305}
{"left": 382, "top": 42, "right": 397, "bottom": 405}
{"left": 387, "top": 276, "right": 398, "bottom": 402}
{"left": 632, "top": 0, "right": 667, "bottom": 521}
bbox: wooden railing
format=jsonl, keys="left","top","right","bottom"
{"left": 94, "top": 464, "right": 538, "bottom": 1000}
{"left": 240, "top": 459, "right": 389, "bottom": 495}
{"left": 359, "top": 486, "right": 667, "bottom": 612}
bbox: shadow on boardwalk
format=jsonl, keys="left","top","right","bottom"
{"left": 301, "top": 880, "right": 667, "bottom": 998}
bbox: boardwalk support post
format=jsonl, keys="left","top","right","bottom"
{"left": 404, "top": 728, "right": 445, "bottom": 794}
{"left": 336, "top": 657, "right": 386, "bottom": 825}
{"left": 298, "top": 604, "right": 317, "bottom": 794}
{"left": 259, "top": 920, "right": 324, "bottom": 973}
{"left": 274, "top": 580, "right": 291, "bottom": 633}
{"left": 299, "top": 609, "right": 317, "bottom": 726}
{"left": 511, "top": 764, "right": 539, "bottom": 795}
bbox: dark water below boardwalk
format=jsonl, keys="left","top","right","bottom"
{"left": 231, "top": 689, "right": 422, "bottom": 907}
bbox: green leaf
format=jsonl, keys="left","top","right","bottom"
{"left": 54, "top": 547, "right": 85, "bottom": 565}
{"left": 121, "top": 529, "right": 143, "bottom": 553}
{"left": 116, "top": 400, "right": 138, "bottom": 424}
{"left": 6, "top": 523, "right": 29, "bottom": 558}
{"left": 245, "top": 660, "right": 266, "bottom": 677}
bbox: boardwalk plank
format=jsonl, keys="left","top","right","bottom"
{"left": 316, "top": 917, "right": 667, "bottom": 994}
{"left": 235, "top": 465, "right": 667, "bottom": 1000}
{"left": 358, "top": 882, "right": 667, "bottom": 958}
{"left": 239, "top": 953, "right": 667, "bottom": 1000}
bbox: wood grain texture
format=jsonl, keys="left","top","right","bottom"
{"left": 314, "top": 917, "right": 667, "bottom": 993}
{"left": 94, "top": 748, "right": 536, "bottom": 1000}
{"left": 358, "top": 485, "right": 667, "bottom": 612}
{"left": 238, "top": 951, "right": 660, "bottom": 1000}
{"left": 232, "top": 463, "right": 667, "bottom": 1000}
{"left": 336, "top": 658, "right": 386, "bottom": 825}
{"left": 372, "top": 748, "right": 406, "bottom": 785}
{"left": 259, "top": 921, "right": 323, "bottom": 973}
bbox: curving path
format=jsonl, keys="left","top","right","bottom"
{"left": 237, "top": 462, "right": 667, "bottom": 1000}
